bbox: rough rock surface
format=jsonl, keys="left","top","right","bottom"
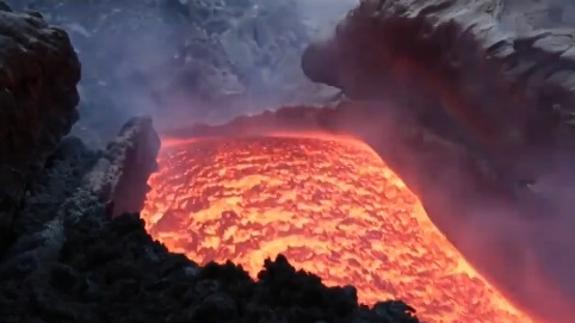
{"left": 300, "top": 1, "right": 575, "bottom": 322}
{"left": 89, "top": 117, "right": 161, "bottom": 217}
{"left": 106, "top": 118, "right": 161, "bottom": 216}
{"left": 0, "top": 213, "right": 418, "bottom": 323}
{"left": 0, "top": 1, "right": 80, "bottom": 252}
{"left": 0, "top": 116, "right": 160, "bottom": 282}
{"left": 304, "top": 0, "right": 575, "bottom": 184}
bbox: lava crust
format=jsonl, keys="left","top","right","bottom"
{"left": 142, "top": 134, "right": 532, "bottom": 322}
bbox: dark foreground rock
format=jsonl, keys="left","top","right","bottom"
{"left": 2, "top": 116, "right": 160, "bottom": 272}
{"left": 0, "top": 1, "right": 80, "bottom": 251}
{"left": 0, "top": 213, "right": 418, "bottom": 323}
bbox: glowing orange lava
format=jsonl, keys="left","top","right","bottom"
{"left": 142, "top": 134, "right": 533, "bottom": 322}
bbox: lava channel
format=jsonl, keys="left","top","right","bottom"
{"left": 142, "top": 133, "right": 533, "bottom": 322}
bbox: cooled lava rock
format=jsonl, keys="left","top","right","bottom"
{"left": 303, "top": 0, "right": 575, "bottom": 185}
{"left": 0, "top": 1, "right": 80, "bottom": 252}
{"left": 0, "top": 211, "right": 419, "bottom": 323}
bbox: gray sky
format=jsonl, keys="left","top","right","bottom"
{"left": 296, "top": 0, "right": 358, "bottom": 37}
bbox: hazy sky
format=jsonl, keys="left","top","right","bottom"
{"left": 296, "top": 0, "right": 358, "bottom": 36}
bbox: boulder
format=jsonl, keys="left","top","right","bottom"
{"left": 303, "top": 0, "right": 575, "bottom": 185}
{"left": 0, "top": 1, "right": 80, "bottom": 252}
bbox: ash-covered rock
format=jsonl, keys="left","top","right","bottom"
{"left": 0, "top": 116, "right": 159, "bottom": 287}
{"left": 0, "top": 1, "right": 80, "bottom": 251}
{"left": 0, "top": 212, "right": 418, "bottom": 323}
{"left": 14, "top": 137, "right": 99, "bottom": 237}
{"left": 96, "top": 117, "right": 161, "bottom": 217}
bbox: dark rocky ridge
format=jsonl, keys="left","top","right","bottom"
{"left": 0, "top": 116, "right": 160, "bottom": 292}
{"left": 0, "top": 212, "right": 418, "bottom": 323}
{"left": 303, "top": 0, "right": 575, "bottom": 184}
{"left": 0, "top": 2, "right": 80, "bottom": 251}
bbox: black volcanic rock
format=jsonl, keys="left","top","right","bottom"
{"left": 9, "top": 116, "right": 160, "bottom": 242}
{"left": 0, "top": 213, "right": 419, "bottom": 323}
{"left": 0, "top": 1, "right": 80, "bottom": 252}
{"left": 303, "top": 0, "right": 575, "bottom": 185}
{"left": 13, "top": 137, "right": 98, "bottom": 236}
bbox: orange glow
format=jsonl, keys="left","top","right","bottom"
{"left": 142, "top": 134, "right": 533, "bottom": 322}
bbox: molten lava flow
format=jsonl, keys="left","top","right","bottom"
{"left": 142, "top": 134, "right": 533, "bottom": 322}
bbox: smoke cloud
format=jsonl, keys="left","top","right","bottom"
{"left": 5, "top": 0, "right": 357, "bottom": 146}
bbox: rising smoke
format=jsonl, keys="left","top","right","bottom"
{"left": 6, "top": 0, "right": 357, "bottom": 146}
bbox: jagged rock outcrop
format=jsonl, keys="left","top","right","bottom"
{"left": 303, "top": 0, "right": 575, "bottom": 185}
{"left": 0, "top": 116, "right": 160, "bottom": 284}
{"left": 0, "top": 2, "right": 80, "bottom": 251}
{"left": 97, "top": 117, "right": 161, "bottom": 217}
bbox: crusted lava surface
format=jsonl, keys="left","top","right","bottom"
{"left": 142, "top": 134, "right": 531, "bottom": 322}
